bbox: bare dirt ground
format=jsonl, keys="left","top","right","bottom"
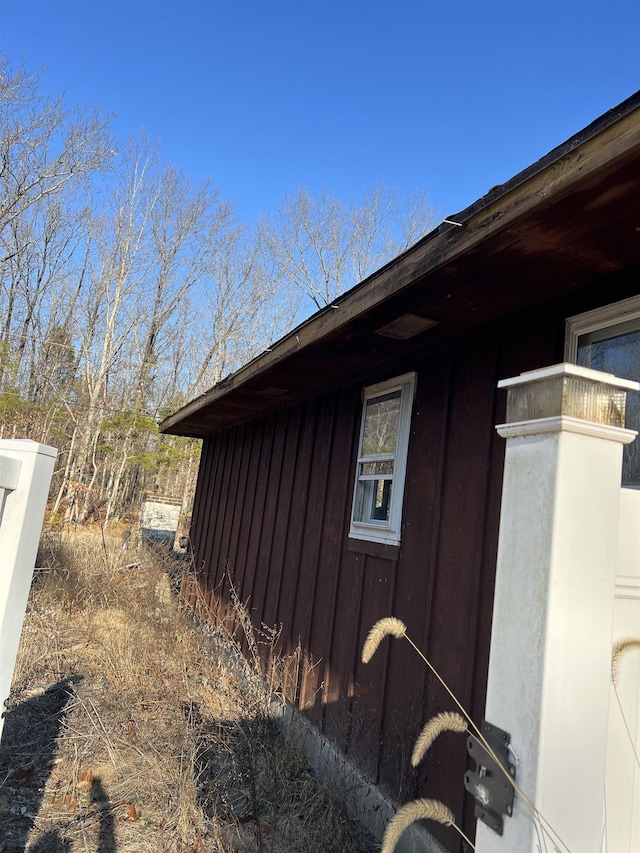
{"left": 0, "top": 531, "right": 377, "bottom": 853}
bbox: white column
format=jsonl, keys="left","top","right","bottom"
{"left": 0, "top": 439, "right": 57, "bottom": 740}
{"left": 476, "top": 364, "right": 638, "bottom": 853}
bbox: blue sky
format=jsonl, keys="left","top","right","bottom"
{"left": 2, "top": 1, "right": 639, "bottom": 224}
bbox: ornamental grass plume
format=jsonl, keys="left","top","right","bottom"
{"left": 611, "top": 637, "right": 640, "bottom": 686}
{"left": 361, "top": 617, "right": 407, "bottom": 663}
{"left": 363, "top": 614, "right": 568, "bottom": 853}
{"left": 411, "top": 711, "right": 468, "bottom": 767}
{"left": 381, "top": 798, "right": 474, "bottom": 853}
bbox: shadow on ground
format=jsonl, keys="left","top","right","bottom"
{"left": 190, "top": 704, "right": 377, "bottom": 853}
{"left": 0, "top": 676, "right": 80, "bottom": 853}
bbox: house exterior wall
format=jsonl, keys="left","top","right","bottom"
{"left": 184, "top": 271, "right": 638, "bottom": 849}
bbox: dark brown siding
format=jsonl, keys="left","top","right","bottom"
{"left": 184, "top": 295, "right": 608, "bottom": 850}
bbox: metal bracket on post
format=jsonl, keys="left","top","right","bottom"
{"left": 464, "top": 720, "right": 516, "bottom": 835}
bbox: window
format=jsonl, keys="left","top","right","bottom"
{"left": 566, "top": 295, "right": 640, "bottom": 488}
{"left": 349, "top": 372, "right": 416, "bottom": 545}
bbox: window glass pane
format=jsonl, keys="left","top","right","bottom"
{"left": 373, "top": 479, "right": 392, "bottom": 520}
{"left": 349, "top": 371, "right": 415, "bottom": 543}
{"left": 578, "top": 327, "right": 640, "bottom": 487}
{"left": 362, "top": 390, "right": 401, "bottom": 456}
{"left": 361, "top": 460, "right": 394, "bottom": 477}
{"left": 353, "top": 478, "right": 393, "bottom": 523}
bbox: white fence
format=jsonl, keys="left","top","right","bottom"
{"left": 478, "top": 364, "right": 640, "bottom": 853}
{"left": 606, "top": 487, "right": 640, "bottom": 851}
{"left": 0, "top": 439, "right": 56, "bottom": 741}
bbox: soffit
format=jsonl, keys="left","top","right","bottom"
{"left": 161, "top": 97, "right": 640, "bottom": 438}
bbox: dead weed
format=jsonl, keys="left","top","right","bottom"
{"left": 0, "top": 531, "right": 375, "bottom": 853}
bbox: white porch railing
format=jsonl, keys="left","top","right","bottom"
{"left": 0, "top": 439, "right": 57, "bottom": 741}
{"left": 476, "top": 364, "right": 639, "bottom": 853}
{"left": 606, "top": 487, "right": 640, "bottom": 852}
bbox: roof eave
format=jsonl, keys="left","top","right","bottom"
{"left": 160, "top": 90, "right": 640, "bottom": 438}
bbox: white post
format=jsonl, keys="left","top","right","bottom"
{"left": 0, "top": 439, "right": 57, "bottom": 740}
{"left": 476, "top": 364, "right": 638, "bottom": 853}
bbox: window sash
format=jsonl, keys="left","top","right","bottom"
{"left": 349, "top": 372, "right": 416, "bottom": 544}
{"left": 566, "top": 295, "right": 640, "bottom": 489}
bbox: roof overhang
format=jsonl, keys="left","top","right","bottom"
{"left": 161, "top": 91, "right": 640, "bottom": 438}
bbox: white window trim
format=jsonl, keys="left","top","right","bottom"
{"left": 349, "top": 371, "right": 416, "bottom": 546}
{"left": 565, "top": 294, "right": 640, "bottom": 491}
{"left": 565, "top": 294, "right": 640, "bottom": 361}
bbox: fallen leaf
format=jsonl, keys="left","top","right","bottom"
{"left": 124, "top": 803, "right": 139, "bottom": 821}
{"left": 78, "top": 769, "right": 94, "bottom": 791}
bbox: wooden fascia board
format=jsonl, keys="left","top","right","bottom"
{"left": 160, "top": 107, "right": 640, "bottom": 436}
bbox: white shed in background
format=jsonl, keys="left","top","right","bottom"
{"left": 140, "top": 497, "right": 182, "bottom": 547}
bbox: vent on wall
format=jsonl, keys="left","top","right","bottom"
{"left": 257, "top": 386, "right": 290, "bottom": 396}
{"left": 375, "top": 313, "right": 439, "bottom": 340}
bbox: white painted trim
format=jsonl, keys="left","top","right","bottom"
{"left": 0, "top": 438, "right": 57, "bottom": 460}
{"left": 615, "top": 574, "right": 640, "bottom": 600}
{"left": 565, "top": 294, "right": 640, "bottom": 361}
{"left": 615, "top": 487, "right": 640, "bottom": 600}
{"left": 361, "top": 370, "right": 417, "bottom": 402}
{"left": 496, "top": 416, "right": 638, "bottom": 443}
{"left": 0, "top": 457, "right": 21, "bottom": 491}
{"left": 498, "top": 361, "right": 639, "bottom": 392}
{"left": 349, "top": 372, "right": 416, "bottom": 546}
{"left": 348, "top": 527, "right": 400, "bottom": 546}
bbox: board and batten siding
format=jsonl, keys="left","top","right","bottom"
{"left": 185, "top": 312, "right": 561, "bottom": 847}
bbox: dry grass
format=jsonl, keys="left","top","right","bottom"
{"left": 0, "top": 531, "right": 376, "bottom": 853}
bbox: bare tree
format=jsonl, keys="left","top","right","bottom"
{"left": 0, "top": 53, "right": 442, "bottom": 528}
{"left": 186, "top": 226, "right": 293, "bottom": 396}
{"left": 0, "top": 193, "right": 86, "bottom": 394}
{"left": 0, "top": 55, "right": 112, "bottom": 406}
{"left": 60, "top": 137, "right": 158, "bottom": 521}
{"left": 258, "top": 184, "right": 439, "bottom": 311}
{"left": 0, "top": 56, "right": 113, "bottom": 242}
{"left": 133, "top": 162, "right": 234, "bottom": 409}
{"left": 54, "top": 136, "right": 243, "bottom": 522}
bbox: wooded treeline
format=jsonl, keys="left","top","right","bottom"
{"left": 0, "top": 56, "right": 438, "bottom": 527}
